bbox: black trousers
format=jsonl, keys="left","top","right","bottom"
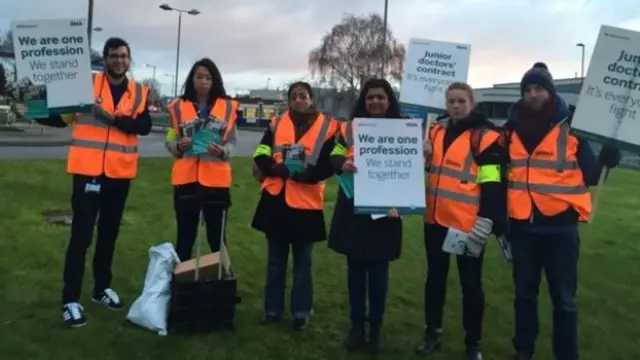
{"left": 62, "top": 174, "right": 130, "bottom": 304}
{"left": 424, "top": 223, "right": 485, "bottom": 347}
{"left": 173, "top": 184, "right": 228, "bottom": 261}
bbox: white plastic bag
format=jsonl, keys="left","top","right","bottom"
{"left": 126, "top": 242, "right": 180, "bottom": 336}
{"left": 442, "top": 217, "right": 493, "bottom": 257}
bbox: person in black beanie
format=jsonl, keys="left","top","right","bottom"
{"left": 501, "top": 62, "right": 617, "bottom": 360}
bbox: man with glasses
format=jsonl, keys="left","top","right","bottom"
{"left": 33, "top": 37, "right": 152, "bottom": 327}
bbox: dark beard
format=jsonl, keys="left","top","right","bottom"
{"left": 105, "top": 67, "right": 127, "bottom": 80}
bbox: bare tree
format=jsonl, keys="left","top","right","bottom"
{"left": 308, "top": 13, "right": 405, "bottom": 104}
{"left": 141, "top": 78, "right": 162, "bottom": 103}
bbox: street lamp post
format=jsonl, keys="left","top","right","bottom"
{"left": 159, "top": 3, "right": 200, "bottom": 99}
{"left": 576, "top": 43, "right": 585, "bottom": 79}
{"left": 165, "top": 74, "right": 176, "bottom": 97}
{"left": 145, "top": 64, "right": 157, "bottom": 102}
{"left": 380, "top": 0, "right": 389, "bottom": 78}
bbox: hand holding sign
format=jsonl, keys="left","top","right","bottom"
{"left": 341, "top": 159, "right": 357, "bottom": 173}
{"left": 11, "top": 18, "right": 93, "bottom": 114}
{"left": 208, "top": 143, "right": 223, "bottom": 157}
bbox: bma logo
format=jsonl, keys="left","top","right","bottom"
{"left": 457, "top": 45, "right": 467, "bottom": 50}
{"left": 70, "top": 20, "right": 83, "bottom": 26}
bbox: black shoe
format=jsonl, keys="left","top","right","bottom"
{"left": 466, "top": 346, "right": 483, "bottom": 360}
{"left": 91, "top": 288, "right": 124, "bottom": 310}
{"left": 62, "top": 302, "right": 87, "bottom": 328}
{"left": 344, "top": 321, "right": 366, "bottom": 351}
{"left": 368, "top": 322, "right": 383, "bottom": 354}
{"left": 292, "top": 317, "right": 309, "bottom": 331}
{"left": 260, "top": 312, "right": 282, "bottom": 325}
{"left": 415, "top": 328, "right": 442, "bottom": 356}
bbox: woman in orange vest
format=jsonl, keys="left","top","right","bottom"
{"left": 251, "top": 81, "right": 339, "bottom": 331}
{"left": 415, "top": 82, "right": 506, "bottom": 360}
{"left": 327, "top": 78, "right": 402, "bottom": 354}
{"left": 164, "top": 58, "right": 239, "bottom": 261}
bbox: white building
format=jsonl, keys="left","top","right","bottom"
{"left": 475, "top": 77, "right": 583, "bottom": 125}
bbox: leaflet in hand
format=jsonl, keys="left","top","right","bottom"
{"left": 284, "top": 158, "right": 305, "bottom": 174}
{"left": 180, "top": 116, "right": 225, "bottom": 155}
{"left": 283, "top": 145, "right": 305, "bottom": 174}
{"left": 338, "top": 172, "right": 354, "bottom": 199}
{"left": 192, "top": 129, "right": 221, "bottom": 155}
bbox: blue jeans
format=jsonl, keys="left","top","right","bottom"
{"left": 347, "top": 257, "right": 389, "bottom": 324}
{"left": 264, "top": 239, "right": 313, "bottom": 319}
{"left": 510, "top": 230, "right": 579, "bottom": 360}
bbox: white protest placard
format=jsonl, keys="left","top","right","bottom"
{"left": 353, "top": 118, "right": 426, "bottom": 215}
{"left": 572, "top": 25, "right": 640, "bottom": 152}
{"left": 11, "top": 18, "right": 93, "bottom": 114}
{"left": 399, "top": 38, "right": 471, "bottom": 113}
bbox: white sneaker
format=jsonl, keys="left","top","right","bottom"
{"left": 62, "top": 302, "right": 87, "bottom": 327}
{"left": 91, "top": 288, "right": 124, "bottom": 310}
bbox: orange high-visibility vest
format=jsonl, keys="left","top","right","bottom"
{"left": 507, "top": 121, "right": 591, "bottom": 221}
{"left": 168, "top": 98, "right": 239, "bottom": 188}
{"left": 425, "top": 121, "right": 500, "bottom": 232}
{"left": 67, "top": 72, "right": 148, "bottom": 179}
{"left": 340, "top": 120, "right": 355, "bottom": 158}
{"left": 260, "top": 111, "right": 339, "bottom": 210}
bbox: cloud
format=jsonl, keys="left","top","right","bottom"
{"left": 1, "top": 0, "right": 640, "bottom": 93}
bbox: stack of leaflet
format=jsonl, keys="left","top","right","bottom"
{"left": 181, "top": 117, "right": 224, "bottom": 155}
{"left": 338, "top": 173, "right": 354, "bottom": 198}
{"left": 283, "top": 145, "right": 305, "bottom": 175}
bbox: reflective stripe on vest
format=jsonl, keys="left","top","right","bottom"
{"left": 506, "top": 119, "right": 591, "bottom": 221}
{"left": 74, "top": 83, "right": 144, "bottom": 129}
{"left": 67, "top": 73, "right": 146, "bottom": 178}
{"left": 261, "top": 112, "right": 337, "bottom": 210}
{"left": 424, "top": 122, "right": 500, "bottom": 232}
{"left": 170, "top": 98, "right": 234, "bottom": 163}
{"left": 344, "top": 120, "right": 353, "bottom": 147}
{"left": 271, "top": 114, "right": 332, "bottom": 167}
{"left": 507, "top": 122, "right": 587, "bottom": 194}
{"left": 167, "top": 98, "right": 238, "bottom": 187}
{"left": 70, "top": 138, "right": 138, "bottom": 153}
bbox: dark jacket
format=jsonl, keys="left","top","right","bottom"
{"left": 503, "top": 96, "right": 600, "bottom": 233}
{"left": 251, "top": 111, "right": 337, "bottom": 244}
{"left": 327, "top": 124, "right": 403, "bottom": 262}
{"left": 425, "top": 110, "right": 508, "bottom": 236}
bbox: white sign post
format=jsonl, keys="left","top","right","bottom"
{"left": 11, "top": 18, "right": 93, "bottom": 114}
{"left": 353, "top": 118, "right": 426, "bottom": 215}
{"left": 572, "top": 25, "right": 640, "bottom": 152}
{"left": 399, "top": 38, "right": 471, "bottom": 116}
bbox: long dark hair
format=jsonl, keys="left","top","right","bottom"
{"left": 181, "top": 58, "right": 227, "bottom": 103}
{"left": 351, "top": 78, "right": 401, "bottom": 118}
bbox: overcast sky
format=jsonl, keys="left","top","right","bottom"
{"left": 1, "top": 0, "right": 639, "bottom": 96}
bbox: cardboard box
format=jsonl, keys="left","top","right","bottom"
{"left": 174, "top": 248, "right": 231, "bottom": 283}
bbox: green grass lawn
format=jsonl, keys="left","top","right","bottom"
{"left": 0, "top": 157, "right": 638, "bottom": 360}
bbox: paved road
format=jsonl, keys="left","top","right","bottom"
{"left": 0, "top": 130, "right": 263, "bottom": 159}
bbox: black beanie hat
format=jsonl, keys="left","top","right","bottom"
{"left": 520, "top": 62, "right": 555, "bottom": 96}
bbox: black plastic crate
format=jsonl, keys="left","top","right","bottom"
{"left": 168, "top": 269, "right": 241, "bottom": 333}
